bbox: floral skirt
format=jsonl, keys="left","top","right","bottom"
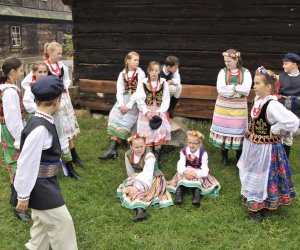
{"left": 117, "top": 173, "right": 173, "bottom": 210}
{"left": 167, "top": 172, "right": 221, "bottom": 196}
{"left": 241, "top": 143, "right": 296, "bottom": 211}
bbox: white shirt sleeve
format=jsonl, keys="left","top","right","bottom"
{"left": 116, "top": 72, "right": 125, "bottom": 108}
{"left": 135, "top": 152, "right": 155, "bottom": 188}
{"left": 171, "top": 69, "right": 181, "bottom": 85}
{"left": 156, "top": 80, "right": 170, "bottom": 113}
{"left": 234, "top": 70, "right": 252, "bottom": 97}
{"left": 23, "top": 88, "right": 37, "bottom": 114}
{"left": 21, "top": 72, "right": 33, "bottom": 90}
{"left": 267, "top": 101, "right": 300, "bottom": 135}
{"left": 195, "top": 152, "right": 209, "bottom": 178}
{"left": 61, "top": 62, "right": 71, "bottom": 90}
{"left": 177, "top": 151, "right": 188, "bottom": 175}
{"left": 136, "top": 81, "right": 148, "bottom": 115}
{"left": 216, "top": 69, "right": 235, "bottom": 98}
{"left": 2, "top": 88, "right": 24, "bottom": 149}
{"left": 125, "top": 154, "right": 135, "bottom": 177}
{"left": 14, "top": 126, "right": 53, "bottom": 200}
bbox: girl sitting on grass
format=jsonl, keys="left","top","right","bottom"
{"left": 117, "top": 133, "right": 173, "bottom": 222}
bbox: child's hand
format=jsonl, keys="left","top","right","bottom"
{"left": 155, "top": 112, "right": 160, "bottom": 117}
{"left": 146, "top": 112, "right": 154, "bottom": 121}
{"left": 125, "top": 186, "right": 138, "bottom": 198}
{"left": 167, "top": 80, "right": 173, "bottom": 85}
{"left": 120, "top": 106, "right": 128, "bottom": 114}
{"left": 183, "top": 170, "right": 197, "bottom": 180}
{"left": 16, "top": 200, "right": 29, "bottom": 213}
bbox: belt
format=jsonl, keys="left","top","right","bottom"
{"left": 38, "top": 163, "right": 60, "bottom": 178}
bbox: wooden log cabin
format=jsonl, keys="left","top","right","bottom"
{"left": 63, "top": 0, "right": 300, "bottom": 119}
{"left": 0, "top": 0, "right": 72, "bottom": 58}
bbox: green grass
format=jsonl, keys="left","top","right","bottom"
{"left": 1, "top": 113, "right": 300, "bottom": 249}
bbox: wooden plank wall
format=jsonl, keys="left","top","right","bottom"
{"left": 72, "top": 0, "right": 300, "bottom": 86}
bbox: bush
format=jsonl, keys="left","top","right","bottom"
{"left": 62, "top": 34, "right": 74, "bottom": 58}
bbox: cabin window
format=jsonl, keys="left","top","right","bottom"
{"left": 11, "top": 26, "right": 21, "bottom": 47}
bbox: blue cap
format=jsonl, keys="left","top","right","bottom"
{"left": 31, "top": 75, "right": 64, "bottom": 101}
{"left": 282, "top": 53, "right": 300, "bottom": 64}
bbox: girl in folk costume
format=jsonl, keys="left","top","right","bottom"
{"left": 0, "top": 58, "right": 31, "bottom": 221}
{"left": 22, "top": 42, "right": 84, "bottom": 168}
{"left": 238, "top": 67, "right": 299, "bottom": 221}
{"left": 209, "top": 49, "right": 252, "bottom": 166}
{"left": 136, "top": 61, "right": 171, "bottom": 164}
{"left": 99, "top": 51, "right": 145, "bottom": 160}
{"left": 23, "top": 61, "right": 80, "bottom": 179}
{"left": 117, "top": 134, "right": 173, "bottom": 221}
{"left": 167, "top": 131, "right": 221, "bottom": 207}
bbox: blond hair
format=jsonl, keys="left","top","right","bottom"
{"left": 124, "top": 51, "right": 139, "bottom": 72}
{"left": 43, "top": 42, "right": 62, "bottom": 60}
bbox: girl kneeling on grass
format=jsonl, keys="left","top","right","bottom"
{"left": 238, "top": 66, "right": 299, "bottom": 221}
{"left": 117, "top": 133, "right": 173, "bottom": 221}
{"left": 167, "top": 131, "right": 221, "bottom": 207}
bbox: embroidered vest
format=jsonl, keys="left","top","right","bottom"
{"left": 0, "top": 85, "right": 26, "bottom": 124}
{"left": 245, "top": 100, "right": 281, "bottom": 144}
{"left": 224, "top": 67, "right": 246, "bottom": 86}
{"left": 143, "top": 81, "right": 164, "bottom": 107}
{"left": 123, "top": 72, "right": 139, "bottom": 94}
{"left": 181, "top": 146, "right": 206, "bottom": 169}
{"left": 126, "top": 148, "right": 161, "bottom": 176}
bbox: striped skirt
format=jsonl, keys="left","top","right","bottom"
{"left": 107, "top": 94, "right": 139, "bottom": 140}
{"left": 167, "top": 173, "right": 221, "bottom": 196}
{"left": 117, "top": 173, "right": 173, "bottom": 210}
{"left": 210, "top": 95, "right": 248, "bottom": 150}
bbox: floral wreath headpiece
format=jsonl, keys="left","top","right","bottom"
{"left": 222, "top": 51, "right": 241, "bottom": 58}
{"left": 127, "top": 133, "right": 147, "bottom": 142}
{"left": 255, "top": 66, "right": 277, "bottom": 80}
{"left": 187, "top": 131, "right": 205, "bottom": 140}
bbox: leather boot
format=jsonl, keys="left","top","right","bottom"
{"left": 11, "top": 184, "right": 32, "bottom": 222}
{"left": 236, "top": 149, "right": 242, "bottom": 162}
{"left": 168, "top": 96, "right": 179, "bottom": 118}
{"left": 221, "top": 149, "right": 229, "bottom": 166}
{"left": 134, "top": 208, "right": 147, "bottom": 221}
{"left": 98, "top": 140, "right": 120, "bottom": 160}
{"left": 175, "top": 186, "right": 183, "bottom": 205}
{"left": 65, "top": 161, "right": 81, "bottom": 180}
{"left": 283, "top": 145, "right": 290, "bottom": 159}
{"left": 71, "top": 148, "right": 85, "bottom": 168}
{"left": 192, "top": 188, "right": 201, "bottom": 207}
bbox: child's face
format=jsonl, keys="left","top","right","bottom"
{"left": 224, "top": 56, "right": 237, "bottom": 70}
{"left": 131, "top": 138, "right": 146, "bottom": 156}
{"left": 282, "top": 61, "right": 298, "bottom": 74}
{"left": 53, "top": 96, "right": 62, "bottom": 112}
{"left": 10, "top": 64, "right": 24, "bottom": 81}
{"left": 127, "top": 55, "right": 139, "bottom": 70}
{"left": 49, "top": 47, "right": 63, "bottom": 62}
{"left": 166, "top": 65, "right": 178, "bottom": 73}
{"left": 187, "top": 135, "right": 201, "bottom": 152}
{"left": 253, "top": 75, "right": 271, "bottom": 98}
{"left": 34, "top": 65, "right": 48, "bottom": 80}
{"left": 148, "top": 65, "right": 160, "bottom": 80}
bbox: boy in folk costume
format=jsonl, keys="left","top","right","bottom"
{"left": 14, "top": 75, "right": 78, "bottom": 249}
{"left": 160, "top": 56, "right": 182, "bottom": 118}
{"left": 277, "top": 53, "right": 300, "bottom": 158}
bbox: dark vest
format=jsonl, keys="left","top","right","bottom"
{"left": 160, "top": 66, "right": 173, "bottom": 81}
{"left": 278, "top": 72, "right": 300, "bottom": 97}
{"left": 122, "top": 71, "right": 139, "bottom": 94}
{"left": 245, "top": 100, "right": 281, "bottom": 144}
{"left": 143, "top": 81, "right": 164, "bottom": 107}
{"left": 48, "top": 66, "right": 65, "bottom": 79}
{"left": 181, "top": 146, "right": 206, "bottom": 169}
{"left": 19, "top": 116, "right": 65, "bottom": 210}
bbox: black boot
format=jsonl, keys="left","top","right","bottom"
{"left": 98, "top": 140, "right": 120, "bottom": 160}
{"left": 192, "top": 188, "right": 201, "bottom": 207}
{"left": 154, "top": 148, "right": 162, "bottom": 167}
{"left": 175, "top": 186, "right": 183, "bottom": 205}
{"left": 236, "top": 149, "right": 242, "bottom": 162}
{"left": 248, "top": 210, "right": 265, "bottom": 221}
{"left": 168, "top": 96, "right": 179, "bottom": 118}
{"left": 71, "top": 148, "right": 85, "bottom": 168}
{"left": 221, "top": 149, "right": 229, "bottom": 166}
{"left": 65, "top": 161, "right": 81, "bottom": 180}
{"left": 283, "top": 145, "right": 291, "bottom": 159}
{"left": 134, "top": 208, "right": 147, "bottom": 221}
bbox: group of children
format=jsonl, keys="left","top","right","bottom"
{"left": 0, "top": 47, "right": 299, "bottom": 249}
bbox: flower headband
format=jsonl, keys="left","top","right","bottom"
{"left": 127, "top": 133, "right": 147, "bottom": 142}
{"left": 255, "top": 66, "right": 277, "bottom": 79}
{"left": 187, "top": 131, "right": 205, "bottom": 140}
{"left": 222, "top": 51, "right": 241, "bottom": 58}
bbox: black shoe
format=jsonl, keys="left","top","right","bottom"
{"left": 168, "top": 96, "right": 179, "bottom": 118}
{"left": 192, "top": 188, "right": 201, "bottom": 207}
{"left": 65, "top": 161, "right": 81, "bottom": 180}
{"left": 283, "top": 145, "right": 291, "bottom": 159}
{"left": 98, "top": 140, "right": 120, "bottom": 160}
{"left": 134, "top": 208, "right": 147, "bottom": 222}
{"left": 236, "top": 149, "right": 242, "bottom": 162}
{"left": 71, "top": 148, "right": 85, "bottom": 168}
{"left": 14, "top": 209, "right": 32, "bottom": 222}
{"left": 10, "top": 184, "right": 17, "bottom": 207}
{"left": 175, "top": 186, "right": 183, "bottom": 205}
{"left": 221, "top": 149, "right": 229, "bottom": 166}
{"left": 248, "top": 211, "right": 265, "bottom": 221}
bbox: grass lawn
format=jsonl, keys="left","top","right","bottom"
{"left": 1, "top": 112, "right": 300, "bottom": 250}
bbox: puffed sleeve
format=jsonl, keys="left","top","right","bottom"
{"left": 216, "top": 69, "right": 235, "bottom": 98}
{"left": 156, "top": 80, "right": 170, "bottom": 113}
{"left": 234, "top": 69, "right": 252, "bottom": 97}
